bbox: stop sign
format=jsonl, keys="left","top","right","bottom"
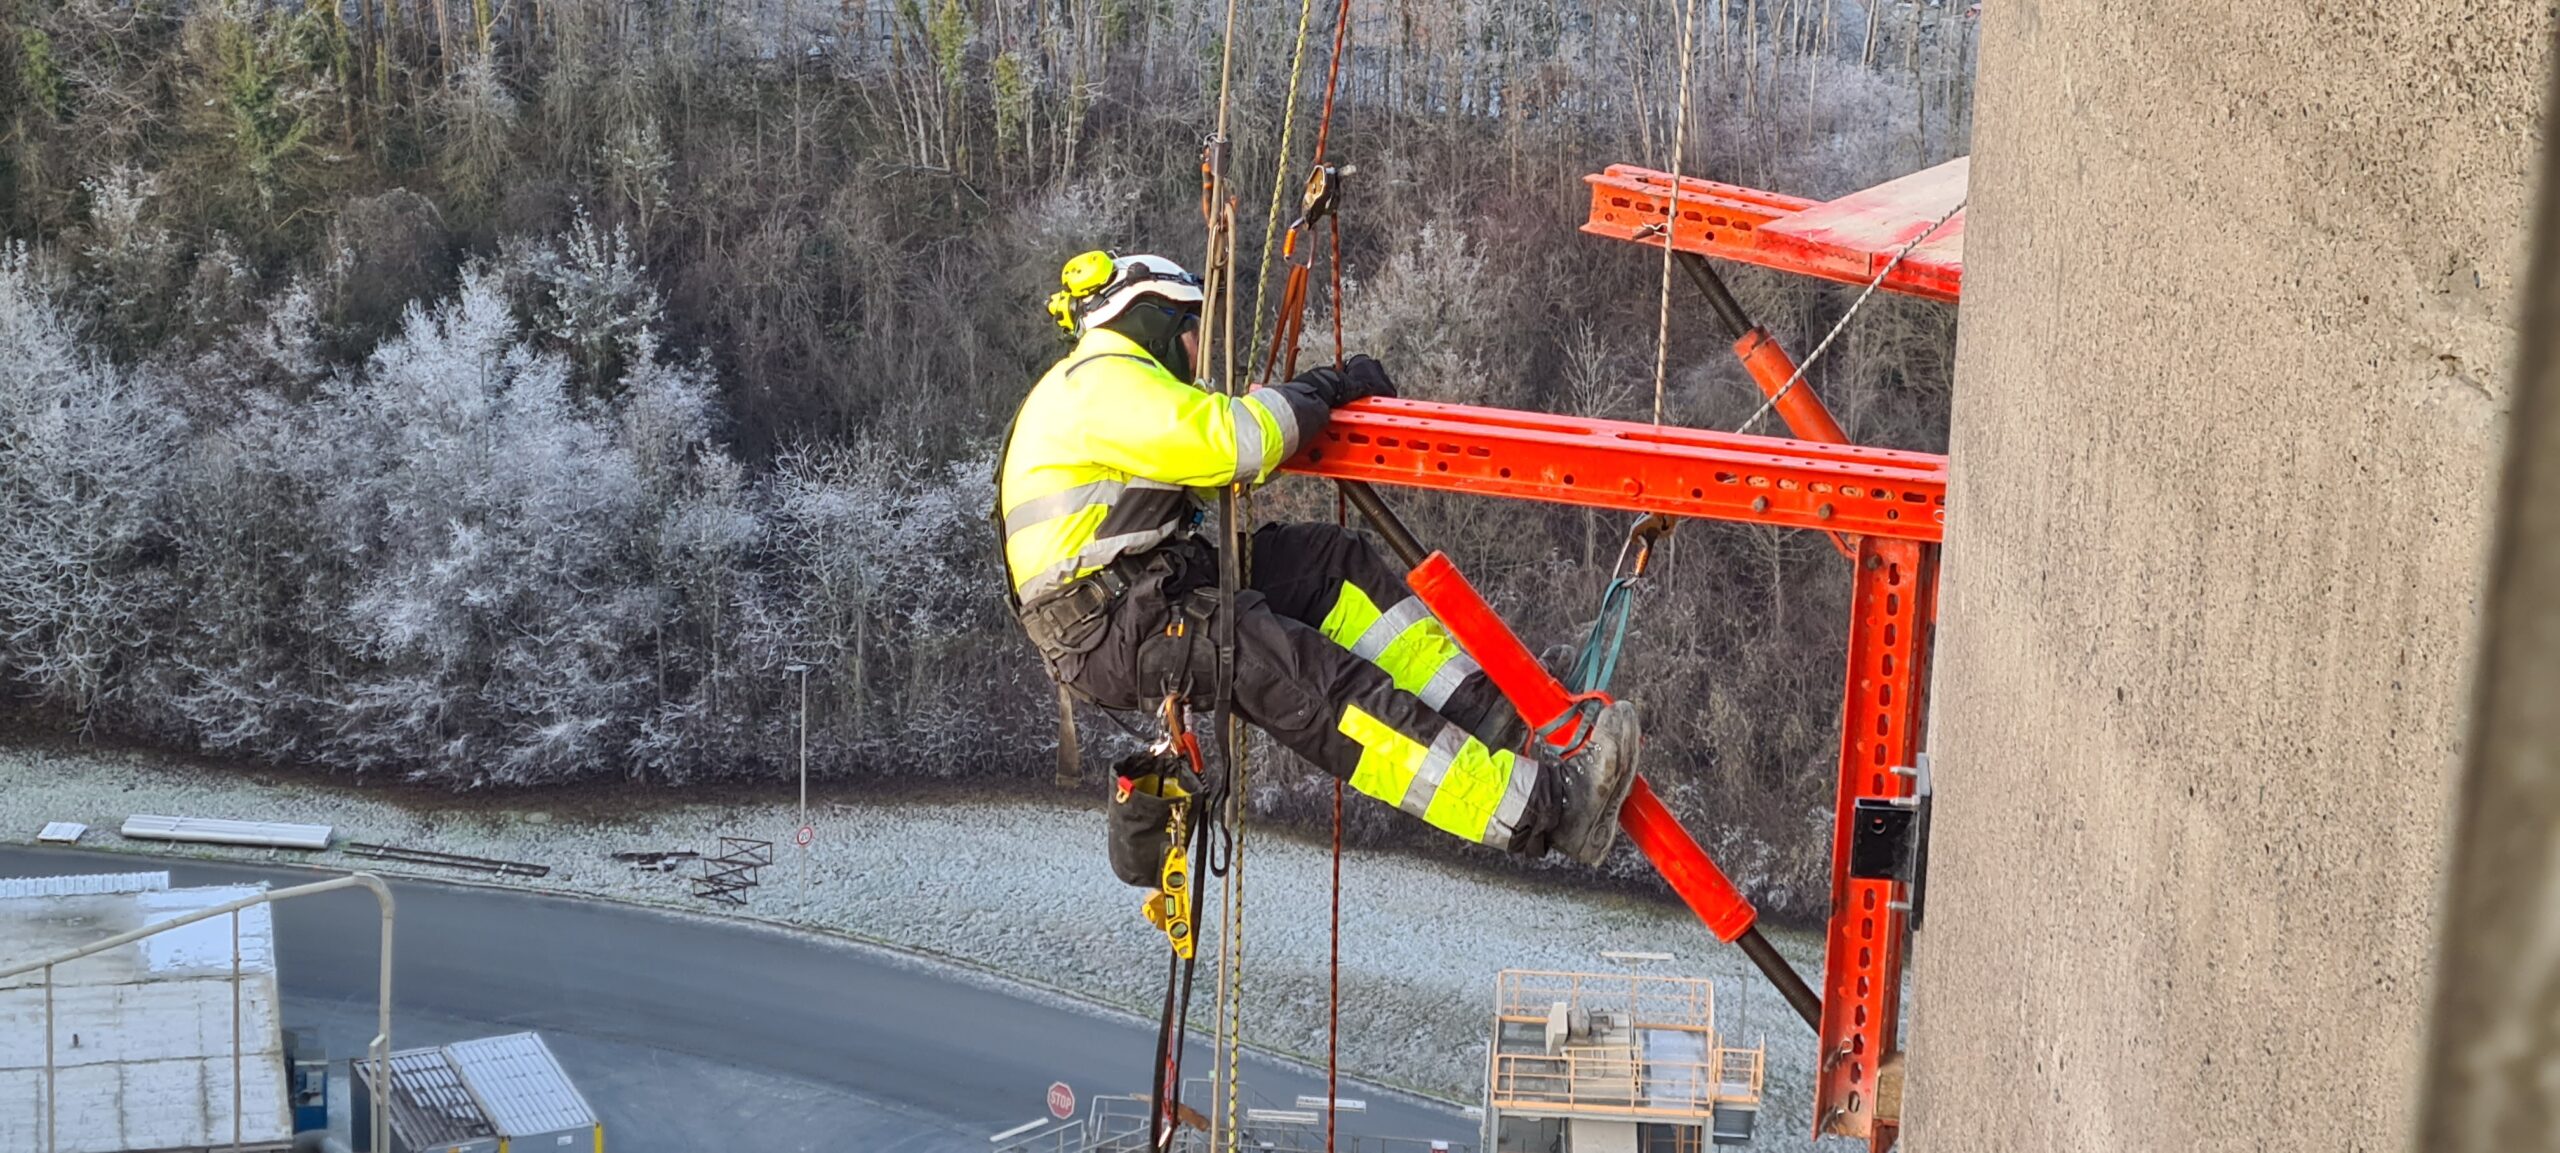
{"left": 1047, "top": 1081, "right": 1076, "bottom": 1119}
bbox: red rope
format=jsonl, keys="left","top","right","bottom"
{"left": 1306, "top": 7, "right": 1354, "bottom": 1145}
{"left": 1310, "top": 0, "right": 1355, "bottom": 165}
{"left": 1327, "top": 777, "right": 1342, "bottom": 1153}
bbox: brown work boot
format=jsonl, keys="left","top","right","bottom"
{"left": 1549, "top": 701, "right": 1641, "bottom": 866}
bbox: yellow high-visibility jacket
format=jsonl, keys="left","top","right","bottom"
{"left": 999, "top": 328, "right": 1329, "bottom": 600}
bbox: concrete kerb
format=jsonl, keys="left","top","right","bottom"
{"left": 2, "top": 839, "right": 1475, "bottom": 1115}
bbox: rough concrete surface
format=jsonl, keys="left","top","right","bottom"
{"left": 1904, "top": 5, "right": 2550, "bottom": 1153}
{"left": 2420, "top": 55, "right": 2560, "bottom": 1153}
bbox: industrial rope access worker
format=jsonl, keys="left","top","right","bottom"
{"left": 997, "top": 251, "right": 1641, "bottom": 865}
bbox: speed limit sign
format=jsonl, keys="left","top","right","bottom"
{"left": 795, "top": 825, "right": 814, "bottom": 847}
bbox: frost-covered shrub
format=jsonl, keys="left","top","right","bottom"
{"left": 755, "top": 440, "right": 1028, "bottom": 774}
{"left": 0, "top": 246, "right": 178, "bottom": 719}
{"left": 1334, "top": 220, "right": 1504, "bottom": 405}
{"left": 501, "top": 211, "right": 662, "bottom": 398}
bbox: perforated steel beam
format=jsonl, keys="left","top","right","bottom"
{"left": 1815, "top": 536, "right": 1936, "bottom": 1143}
{"left": 1584, "top": 163, "right": 1966, "bottom": 303}
{"left": 1282, "top": 398, "right": 1945, "bottom": 542}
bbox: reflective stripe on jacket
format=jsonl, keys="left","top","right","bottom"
{"left": 999, "top": 329, "right": 1329, "bottom": 599}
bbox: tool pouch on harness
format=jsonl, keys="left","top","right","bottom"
{"left": 1108, "top": 751, "right": 1201, "bottom": 888}
{"left": 1015, "top": 564, "right": 1132, "bottom": 680}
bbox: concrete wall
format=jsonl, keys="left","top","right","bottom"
{"left": 2419, "top": 55, "right": 2560, "bottom": 1153}
{"left": 1903, "top": 5, "right": 2549, "bottom": 1152}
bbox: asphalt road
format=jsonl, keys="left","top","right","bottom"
{"left": 0, "top": 846, "right": 1474, "bottom": 1152}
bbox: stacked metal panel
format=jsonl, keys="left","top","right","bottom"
{"left": 355, "top": 1032, "right": 598, "bottom": 1153}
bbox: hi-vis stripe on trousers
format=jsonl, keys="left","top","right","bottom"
{"left": 1047, "top": 524, "right": 1557, "bottom": 854}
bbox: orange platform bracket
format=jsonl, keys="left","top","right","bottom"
{"left": 1278, "top": 156, "right": 1967, "bottom": 1151}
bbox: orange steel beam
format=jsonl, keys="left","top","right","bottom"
{"left": 1817, "top": 534, "right": 1935, "bottom": 1144}
{"left": 1288, "top": 396, "right": 1943, "bottom": 1152}
{"left": 1591, "top": 163, "right": 1961, "bottom": 1149}
{"left": 1312, "top": 157, "right": 1965, "bottom": 1153}
{"left": 1283, "top": 398, "right": 1945, "bottom": 542}
{"left": 1585, "top": 164, "right": 1964, "bottom": 304}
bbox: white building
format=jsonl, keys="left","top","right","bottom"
{"left": 0, "top": 871, "right": 295, "bottom": 1152}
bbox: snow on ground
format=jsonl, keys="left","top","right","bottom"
{"left": 0, "top": 741, "right": 1847, "bottom": 1148}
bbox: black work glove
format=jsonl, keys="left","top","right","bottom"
{"left": 1292, "top": 354, "right": 1398, "bottom": 408}
{"left": 1343, "top": 354, "right": 1396, "bottom": 402}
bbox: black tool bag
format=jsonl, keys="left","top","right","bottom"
{"left": 1108, "top": 751, "right": 1202, "bottom": 887}
{"left": 1017, "top": 565, "right": 1131, "bottom": 670}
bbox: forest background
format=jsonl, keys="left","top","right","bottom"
{"left": 0, "top": 0, "right": 1973, "bottom": 912}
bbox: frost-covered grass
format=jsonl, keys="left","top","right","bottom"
{"left": 0, "top": 741, "right": 1849, "bottom": 1148}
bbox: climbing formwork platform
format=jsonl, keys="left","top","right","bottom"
{"left": 1484, "top": 969, "right": 1764, "bottom": 1152}
{"left": 1279, "top": 155, "right": 1967, "bottom": 1151}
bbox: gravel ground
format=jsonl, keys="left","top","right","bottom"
{"left": 0, "top": 741, "right": 1849, "bottom": 1148}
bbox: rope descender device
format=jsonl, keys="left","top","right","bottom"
{"left": 1280, "top": 164, "right": 1352, "bottom": 268}
{"left": 1136, "top": 695, "right": 1207, "bottom": 959}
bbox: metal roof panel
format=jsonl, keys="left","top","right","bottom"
{"left": 364, "top": 1047, "right": 500, "bottom": 1145}
{"left": 446, "top": 1032, "right": 596, "bottom": 1134}
{"left": 0, "top": 880, "right": 291, "bottom": 1153}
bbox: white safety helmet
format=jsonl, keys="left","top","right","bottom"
{"left": 1047, "top": 251, "right": 1204, "bottom": 335}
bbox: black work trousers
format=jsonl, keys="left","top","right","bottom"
{"left": 1051, "top": 524, "right": 1558, "bottom": 853}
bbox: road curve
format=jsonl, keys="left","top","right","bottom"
{"left": 0, "top": 846, "right": 1473, "bottom": 1152}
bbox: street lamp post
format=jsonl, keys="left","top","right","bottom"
{"left": 788, "top": 663, "right": 809, "bottom": 919}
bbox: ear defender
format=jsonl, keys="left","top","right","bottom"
{"left": 1049, "top": 250, "right": 1120, "bottom": 335}
{"left": 1061, "top": 250, "right": 1117, "bottom": 296}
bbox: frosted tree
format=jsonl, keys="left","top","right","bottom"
{"left": 302, "top": 270, "right": 620, "bottom": 779}
{"left": 758, "top": 440, "right": 1007, "bottom": 770}
{"left": 619, "top": 331, "right": 763, "bottom": 781}
{"left": 249, "top": 266, "right": 756, "bottom": 784}
{"left": 503, "top": 211, "right": 662, "bottom": 399}
{"left": 0, "top": 246, "right": 178, "bottom": 721}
